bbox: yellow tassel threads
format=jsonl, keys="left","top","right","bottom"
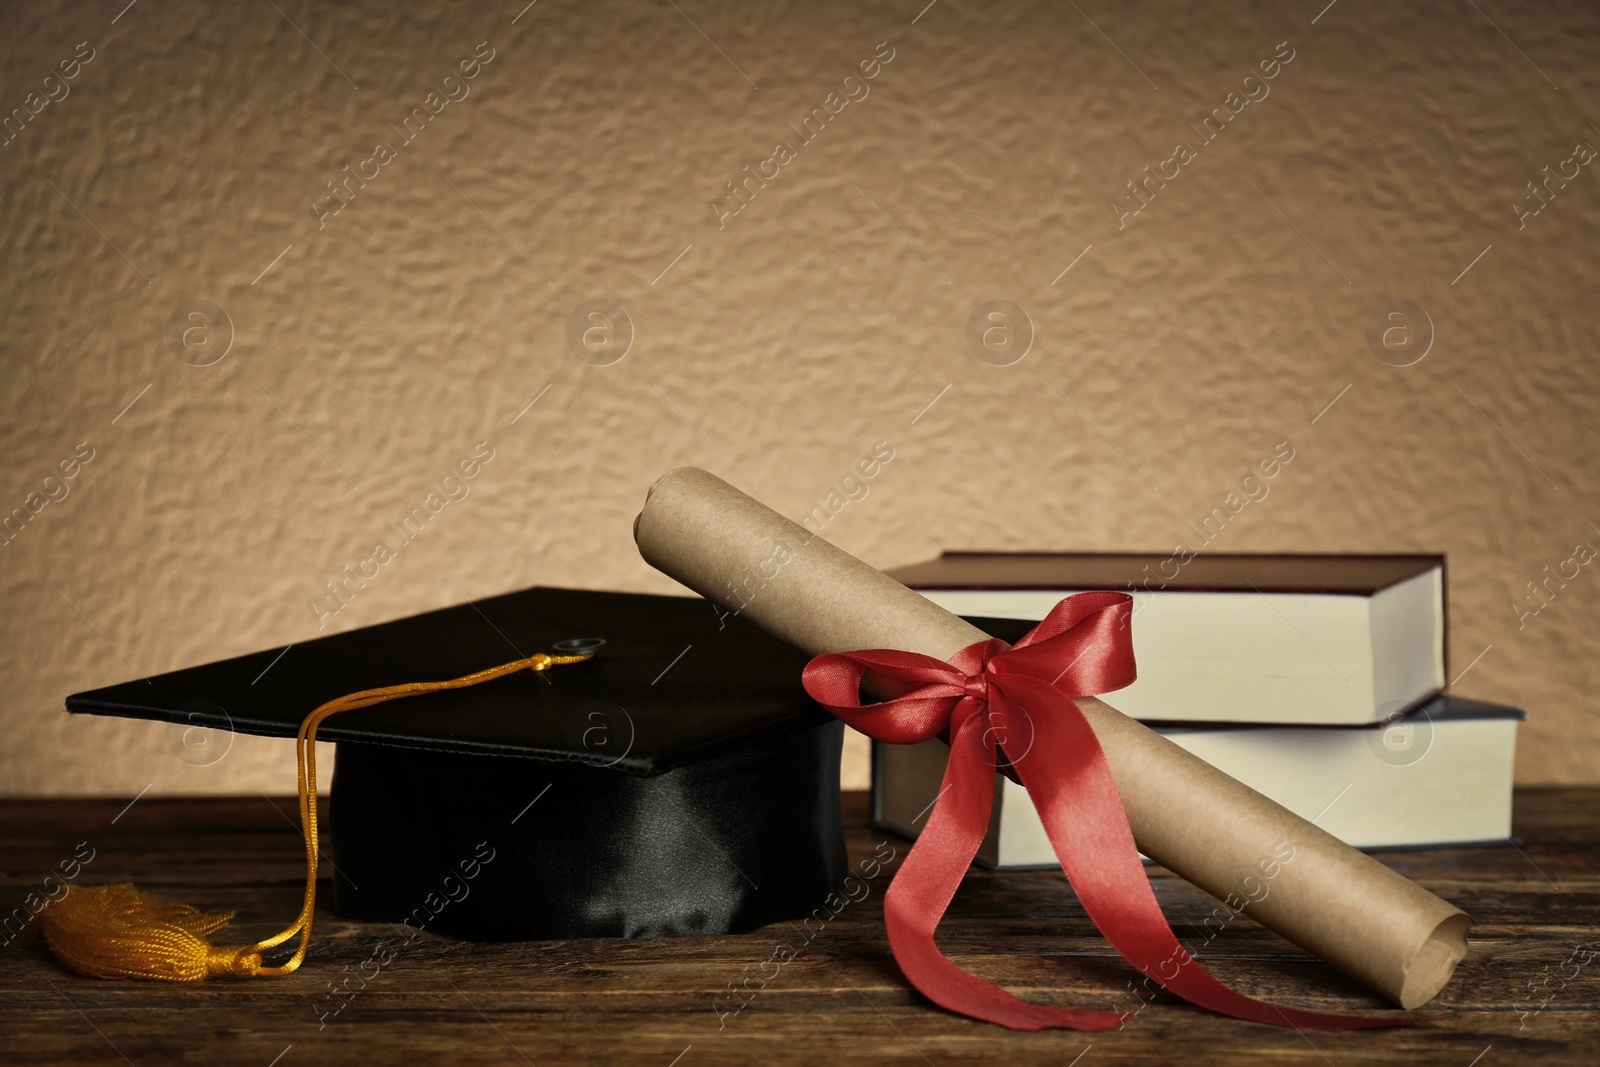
{"left": 39, "top": 651, "right": 590, "bottom": 981}
{"left": 39, "top": 884, "right": 259, "bottom": 981}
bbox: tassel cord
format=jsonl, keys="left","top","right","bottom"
{"left": 41, "top": 651, "right": 591, "bottom": 981}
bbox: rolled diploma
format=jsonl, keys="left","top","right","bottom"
{"left": 634, "top": 467, "right": 1470, "bottom": 1010}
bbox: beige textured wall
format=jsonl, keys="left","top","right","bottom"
{"left": 2, "top": 1, "right": 1596, "bottom": 798}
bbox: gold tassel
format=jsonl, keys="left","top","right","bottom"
{"left": 40, "top": 884, "right": 259, "bottom": 981}
{"left": 39, "top": 651, "right": 590, "bottom": 981}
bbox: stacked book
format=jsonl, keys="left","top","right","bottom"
{"left": 873, "top": 552, "right": 1520, "bottom": 868}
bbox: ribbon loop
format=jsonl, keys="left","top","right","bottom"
{"left": 803, "top": 592, "right": 1403, "bottom": 1032}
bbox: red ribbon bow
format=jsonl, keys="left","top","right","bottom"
{"left": 803, "top": 591, "right": 1399, "bottom": 1031}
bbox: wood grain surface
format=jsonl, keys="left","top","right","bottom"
{"left": 1, "top": 789, "right": 1596, "bottom": 1065}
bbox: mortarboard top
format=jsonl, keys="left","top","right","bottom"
{"left": 65, "top": 586, "right": 849, "bottom": 941}
{"left": 68, "top": 585, "right": 833, "bottom": 774}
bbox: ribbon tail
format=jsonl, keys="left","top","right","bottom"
{"left": 1001, "top": 677, "right": 1408, "bottom": 1031}
{"left": 883, "top": 709, "right": 1127, "bottom": 1032}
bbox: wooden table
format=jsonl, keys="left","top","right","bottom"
{"left": 2, "top": 788, "right": 1596, "bottom": 1065}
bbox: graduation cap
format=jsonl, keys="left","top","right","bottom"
{"left": 44, "top": 586, "right": 848, "bottom": 980}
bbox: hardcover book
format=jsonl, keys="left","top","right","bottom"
{"left": 874, "top": 694, "right": 1520, "bottom": 868}
{"left": 888, "top": 552, "right": 1447, "bottom": 725}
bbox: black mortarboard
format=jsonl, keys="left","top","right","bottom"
{"left": 65, "top": 586, "right": 846, "bottom": 942}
